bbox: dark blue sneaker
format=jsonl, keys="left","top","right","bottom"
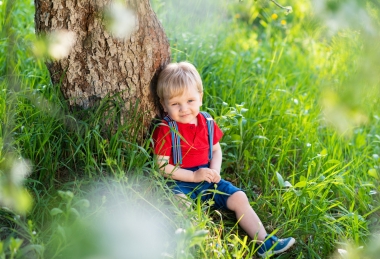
{"left": 257, "top": 235, "right": 295, "bottom": 257}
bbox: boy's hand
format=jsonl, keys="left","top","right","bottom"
{"left": 193, "top": 168, "right": 221, "bottom": 183}
{"left": 193, "top": 168, "right": 215, "bottom": 183}
{"left": 211, "top": 169, "right": 221, "bottom": 183}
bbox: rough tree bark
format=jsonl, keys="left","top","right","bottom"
{"left": 34, "top": 0, "right": 170, "bottom": 131}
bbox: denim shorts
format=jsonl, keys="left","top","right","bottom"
{"left": 168, "top": 164, "right": 241, "bottom": 209}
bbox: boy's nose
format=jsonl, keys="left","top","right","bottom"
{"left": 180, "top": 104, "right": 188, "bottom": 111}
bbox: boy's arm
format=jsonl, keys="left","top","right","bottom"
{"left": 209, "top": 142, "right": 222, "bottom": 183}
{"left": 209, "top": 142, "right": 222, "bottom": 173}
{"left": 156, "top": 155, "right": 214, "bottom": 183}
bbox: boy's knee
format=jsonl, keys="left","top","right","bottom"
{"left": 234, "top": 191, "right": 248, "bottom": 202}
{"left": 227, "top": 191, "right": 249, "bottom": 210}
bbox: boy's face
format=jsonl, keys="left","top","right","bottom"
{"left": 161, "top": 85, "right": 203, "bottom": 125}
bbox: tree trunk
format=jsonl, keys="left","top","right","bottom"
{"left": 34, "top": 0, "right": 170, "bottom": 130}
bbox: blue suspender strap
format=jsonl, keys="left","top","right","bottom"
{"left": 163, "top": 112, "right": 214, "bottom": 165}
{"left": 200, "top": 112, "right": 214, "bottom": 161}
{"left": 163, "top": 115, "right": 182, "bottom": 165}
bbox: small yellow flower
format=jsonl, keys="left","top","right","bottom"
{"left": 271, "top": 13, "right": 278, "bottom": 20}
{"left": 281, "top": 20, "right": 287, "bottom": 26}
{"left": 235, "top": 13, "right": 241, "bottom": 19}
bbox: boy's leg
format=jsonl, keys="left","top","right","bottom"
{"left": 226, "top": 191, "right": 267, "bottom": 240}
{"left": 226, "top": 191, "right": 295, "bottom": 257}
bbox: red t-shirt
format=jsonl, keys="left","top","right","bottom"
{"left": 153, "top": 113, "right": 223, "bottom": 168}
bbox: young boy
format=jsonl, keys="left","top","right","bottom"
{"left": 153, "top": 61, "right": 295, "bottom": 257}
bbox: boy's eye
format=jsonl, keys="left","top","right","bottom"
{"left": 171, "top": 103, "right": 178, "bottom": 106}
{"left": 188, "top": 100, "right": 194, "bottom": 103}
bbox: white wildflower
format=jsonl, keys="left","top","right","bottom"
{"left": 369, "top": 190, "right": 377, "bottom": 195}
{"left": 337, "top": 248, "right": 348, "bottom": 257}
{"left": 175, "top": 228, "right": 186, "bottom": 235}
{"left": 48, "top": 30, "right": 76, "bottom": 60}
{"left": 105, "top": 2, "right": 137, "bottom": 39}
{"left": 10, "top": 158, "right": 32, "bottom": 184}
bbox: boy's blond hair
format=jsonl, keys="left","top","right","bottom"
{"left": 157, "top": 62, "right": 203, "bottom": 101}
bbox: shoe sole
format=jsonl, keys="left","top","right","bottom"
{"left": 258, "top": 237, "right": 296, "bottom": 257}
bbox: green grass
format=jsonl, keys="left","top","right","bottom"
{"left": 1, "top": 0, "right": 380, "bottom": 258}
